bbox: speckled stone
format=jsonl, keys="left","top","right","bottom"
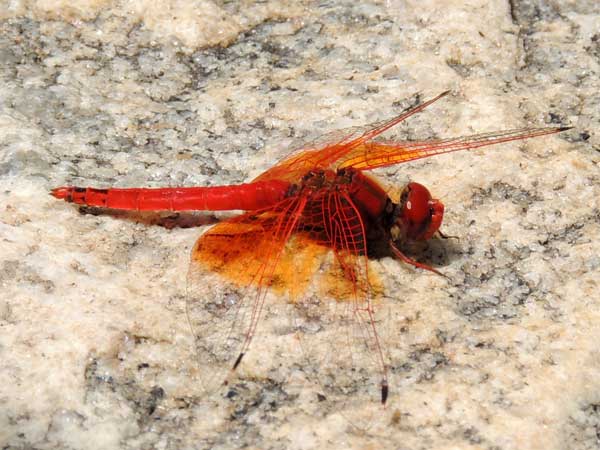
{"left": 0, "top": 1, "right": 598, "bottom": 449}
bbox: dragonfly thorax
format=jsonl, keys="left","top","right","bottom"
{"left": 295, "top": 168, "right": 355, "bottom": 194}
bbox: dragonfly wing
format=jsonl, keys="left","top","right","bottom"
{"left": 290, "top": 190, "right": 390, "bottom": 428}
{"left": 253, "top": 91, "right": 450, "bottom": 183}
{"left": 338, "top": 126, "right": 570, "bottom": 171}
{"left": 186, "top": 196, "right": 307, "bottom": 396}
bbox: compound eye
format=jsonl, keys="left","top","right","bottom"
{"left": 401, "top": 182, "right": 432, "bottom": 226}
{"left": 397, "top": 182, "right": 444, "bottom": 241}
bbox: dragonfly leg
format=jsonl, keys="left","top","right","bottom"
{"left": 389, "top": 240, "right": 449, "bottom": 279}
{"left": 437, "top": 230, "right": 459, "bottom": 240}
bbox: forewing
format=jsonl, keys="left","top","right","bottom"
{"left": 337, "top": 126, "right": 569, "bottom": 170}
{"left": 253, "top": 91, "right": 450, "bottom": 183}
{"left": 291, "top": 190, "right": 390, "bottom": 428}
{"left": 186, "top": 196, "right": 307, "bottom": 396}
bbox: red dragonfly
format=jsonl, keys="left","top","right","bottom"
{"left": 51, "top": 91, "right": 569, "bottom": 417}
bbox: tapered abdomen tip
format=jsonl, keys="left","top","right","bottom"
{"left": 50, "top": 187, "right": 72, "bottom": 201}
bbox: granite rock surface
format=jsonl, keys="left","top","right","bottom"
{"left": 0, "top": 1, "right": 598, "bottom": 449}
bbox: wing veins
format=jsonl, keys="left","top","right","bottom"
{"left": 241, "top": 196, "right": 309, "bottom": 353}
{"left": 253, "top": 91, "right": 450, "bottom": 182}
{"left": 340, "top": 126, "right": 567, "bottom": 170}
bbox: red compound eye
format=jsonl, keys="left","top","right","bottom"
{"left": 397, "top": 182, "right": 444, "bottom": 241}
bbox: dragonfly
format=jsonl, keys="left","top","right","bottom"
{"left": 51, "top": 91, "right": 570, "bottom": 420}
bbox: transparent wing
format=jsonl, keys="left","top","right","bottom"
{"left": 186, "top": 196, "right": 307, "bottom": 396}
{"left": 337, "top": 126, "right": 570, "bottom": 171}
{"left": 253, "top": 91, "right": 450, "bottom": 183}
{"left": 187, "top": 189, "right": 392, "bottom": 427}
{"left": 290, "top": 190, "right": 390, "bottom": 429}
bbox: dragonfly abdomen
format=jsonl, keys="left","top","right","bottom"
{"left": 50, "top": 180, "right": 291, "bottom": 211}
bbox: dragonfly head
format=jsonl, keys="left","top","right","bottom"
{"left": 391, "top": 182, "right": 444, "bottom": 241}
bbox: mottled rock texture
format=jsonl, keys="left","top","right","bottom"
{"left": 0, "top": 1, "right": 598, "bottom": 449}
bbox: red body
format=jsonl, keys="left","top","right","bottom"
{"left": 50, "top": 92, "right": 569, "bottom": 410}
{"left": 51, "top": 180, "right": 291, "bottom": 211}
